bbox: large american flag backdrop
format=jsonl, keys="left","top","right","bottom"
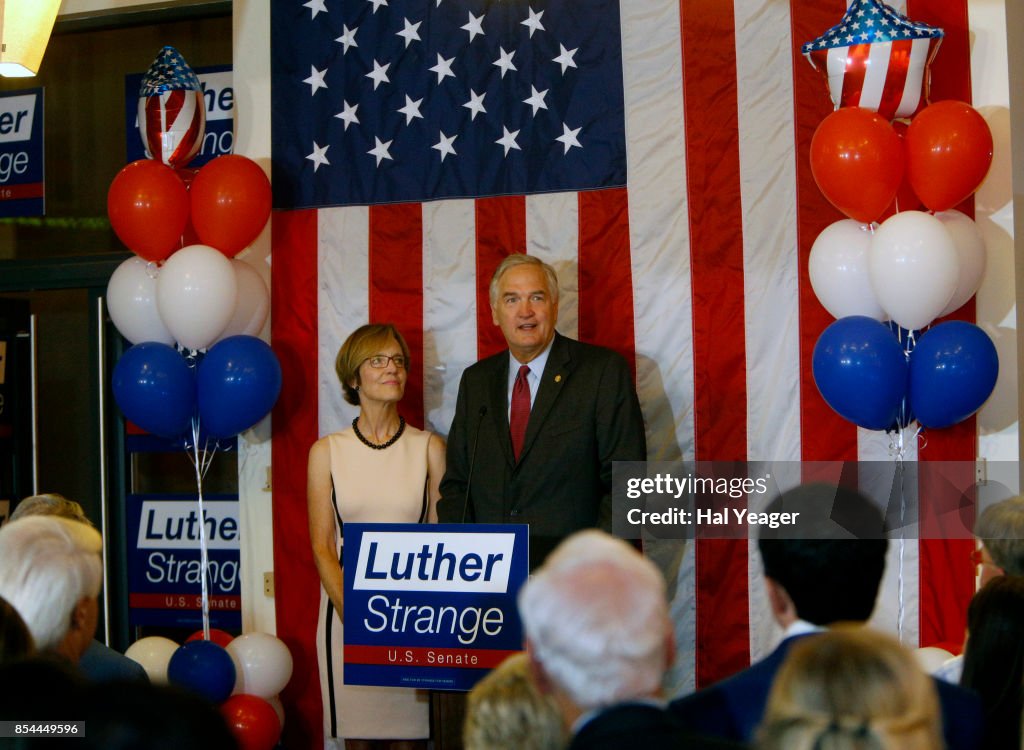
{"left": 270, "top": 0, "right": 977, "bottom": 745}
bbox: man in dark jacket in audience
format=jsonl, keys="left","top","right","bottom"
{"left": 669, "top": 482, "right": 985, "bottom": 750}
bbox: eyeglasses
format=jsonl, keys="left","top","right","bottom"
{"left": 364, "top": 354, "right": 406, "bottom": 369}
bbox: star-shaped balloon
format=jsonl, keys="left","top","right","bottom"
{"left": 138, "top": 46, "right": 206, "bottom": 169}
{"left": 802, "top": 0, "right": 943, "bottom": 121}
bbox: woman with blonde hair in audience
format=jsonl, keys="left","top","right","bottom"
{"left": 464, "top": 652, "right": 566, "bottom": 750}
{"left": 757, "top": 625, "right": 942, "bottom": 750}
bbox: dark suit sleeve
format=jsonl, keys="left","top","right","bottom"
{"left": 595, "top": 352, "right": 646, "bottom": 531}
{"left": 934, "top": 678, "right": 985, "bottom": 750}
{"left": 437, "top": 371, "right": 471, "bottom": 523}
{"left": 669, "top": 688, "right": 745, "bottom": 743}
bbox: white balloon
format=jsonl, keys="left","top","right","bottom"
{"left": 934, "top": 210, "right": 986, "bottom": 316}
{"left": 218, "top": 260, "right": 270, "bottom": 341}
{"left": 226, "top": 632, "right": 294, "bottom": 698}
{"left": 808, "top": 219, "right": 885, "bottom": 320}
{"left": 869, "top": 211, "right": 959, "bottom": 331}
{"left": 106, "top": 257, "right": 176, "bottom": 346}
{"left": 125, "top": 636, "right": 180, "bottom": 683}
{"left": 914, "top": 646, "right": 955, "bottom": 674}
{"left": 266, "top": 695, "right": 285, "bottom": 729}
{"left": 156, "top": 244, "right": 238, "bottom": 350}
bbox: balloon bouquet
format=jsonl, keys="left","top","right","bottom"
{"left": 126, "top": 629, "right": 291, "bottom": 750}
{"left": 105, "top": 47, "right": 283, "bottom": 749}
{"left": 801, "top": 0, "right": 997, "bottom": 446}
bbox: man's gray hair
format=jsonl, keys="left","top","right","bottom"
{"left": 488, "top": 254, "right": 560, "bottom": 308}
{"left": 975, "top": 496, "right": 1024, "bottom": 575}
{"left": 0, "top": 516, "right": 102, "bottom": 651}
{"left": 518, "top": 530, "right": 669, "bottom": 711}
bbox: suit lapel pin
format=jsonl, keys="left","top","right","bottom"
{"left": 554, "top": 374, "right": 562, "bottom": 383}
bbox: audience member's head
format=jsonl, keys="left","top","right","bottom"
{"left": 518, "top": 530, "right": 671, "bottom": 719}
{"left": 960, "top": 575, "right": 1024, "bottom": 750}
{"left": 81, "top": 679, "right": 239, "bottom": 750}
{"left": 974, "top": 496, "right": 1024, "bottom": 584}
{"left": 0, "top": 595, "right": 34, "bottom": 662}
{"left": 758, "top": 626, "right": 942, "bottom": 750}
{"left": 10, "top": 492, "right": 93, "bottom": 526}
{"left": 464, "top": 652, "right": 566, "bottom": 750}
{"left": 758, "top": 484, "right": 888, "bottom": 627}
{"left": 0, "top": 516, "right": 102, "bottom": 662}
{"left": 0, "top": 655, "right": 85, "bottom": 720}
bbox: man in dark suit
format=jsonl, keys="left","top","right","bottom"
{"left": 437, "top": 253, "right": 646, "bottom": 567}
{"left": 520, "top": 530, "right": 741, "bottom": 750}
{"left": 669, "top": 483, "right": 986, "bottom": 750}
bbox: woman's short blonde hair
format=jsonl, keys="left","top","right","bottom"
{"left": 463, "top": 652, "right": 566, "bottom": 750}
{"left": 758, "top": 625, "right": 942, "bottom": 750}
{"left": 333, "top": 324, "right": 411, "bottom": 406}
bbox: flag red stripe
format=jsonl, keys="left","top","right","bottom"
{"left": 840, "top": 43, "right": 872, "bottom": 109}
{"left": 577, "top": 188, "right": 636, "bottom": 369}
{"left": 270, "top": 209, "right": 322, "bottom": 750}
{"left": 678, "top": 0, "right": 750, "bottom": 687}
{"left": 907, "top": 0, "right": 977, "bottom": 649}
{"left": 790, "top": 0, "right": 859, "bottom": 466}
{"left": 369, "top": 204, "right": 426, "bottom": 429}
{"left": 475, "top": 197, "right": 527, "bottom": 360}
{"left": 877, "top": 39, "right": 915, "bottom": 122}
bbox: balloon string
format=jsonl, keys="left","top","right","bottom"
{"left": 188, "top": 416, "right": 212, "bottom": 641}
{"left": 896, "top": 454, "right": 906, "bottom": 645}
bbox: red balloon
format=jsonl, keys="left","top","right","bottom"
{"left": 186, "top": 628, "right": 235, "bottom": 649}
{"left": 221, "top": 694, "right": 282, "bottom": 750}
{"left": 905, "top": 100, "right": 993, "bottom": 212}
{"left": 810, "top": 108, "right": 904, "bottom": 224}
{"left": 107, "top": 160, "right": 190, "bottom": 262}
{"left": 190, "top": 155, "right": 272, "bottom": 257}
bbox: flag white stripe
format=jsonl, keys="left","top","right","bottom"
{"left": 735, "top": 0, "right": 802, "bottom": 663}
{"left": 423, "top": 199, "right": 478, "bottom": 435}
{"left": 893, "top": 38, "right": 932, "bottom": 118}
{"left": 526, "top": 192, "right": 580, "bottom": 342}
{"left": 620, "top": 0, "right": 696, "bottom": 694}
{"left": 860, "top": 40, "right": 895, "bottom": 114}
{"left": 319, "top": 206, "right": 369, "bottom": 437}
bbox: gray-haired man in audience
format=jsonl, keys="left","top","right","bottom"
{"left": 5, "top": 494, "right": 147, "bottom": 682}
{"left": 518, "top": 529, "right": 739, "bottom": 749}
{"left": 0, "top": 515, "right": 103, "bottom": 665}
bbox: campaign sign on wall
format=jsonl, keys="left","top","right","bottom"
{"left": 124, "top": 65, "right": 233, "bottom": 167}
{"left": 125, "top": 493, "right": 241, "bottom": 629}
{"left": 343, "top": 523, "right": 529, "bottom": 691}
{"left": 0, "top": 88, "right": 44, "bottom": 217}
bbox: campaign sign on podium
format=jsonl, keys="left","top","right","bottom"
{"left": 343, "top": 523, "right": 529, "bottom": 691}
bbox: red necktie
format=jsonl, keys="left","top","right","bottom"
{"left": 509, "top": 364, "right": 531, "bottom": 460}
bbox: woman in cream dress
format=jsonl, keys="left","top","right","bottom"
{"left": 308, "top": 324, "right": 446, "bottom": 750}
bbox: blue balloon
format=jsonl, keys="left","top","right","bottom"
{"left": 112, "top": 342, "right": 196, "bottom": 438}
{"left": 812, "top": 316, "right": 908, "bottom": 430}
{"left": 167, "top": 640, "right": 236, "bottom": 704}
{"left": 197, "top": 335, "right": 283, "bottom": 438}
{"left": 909, "top": 321, "right": 998, "bottom": 429}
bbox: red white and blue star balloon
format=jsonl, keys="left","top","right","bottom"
{"left": 802, "top": 0, "right": 943, "bottom": 121}
{"left": 138, "top": 46, "right": 206, "bottom": 169}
